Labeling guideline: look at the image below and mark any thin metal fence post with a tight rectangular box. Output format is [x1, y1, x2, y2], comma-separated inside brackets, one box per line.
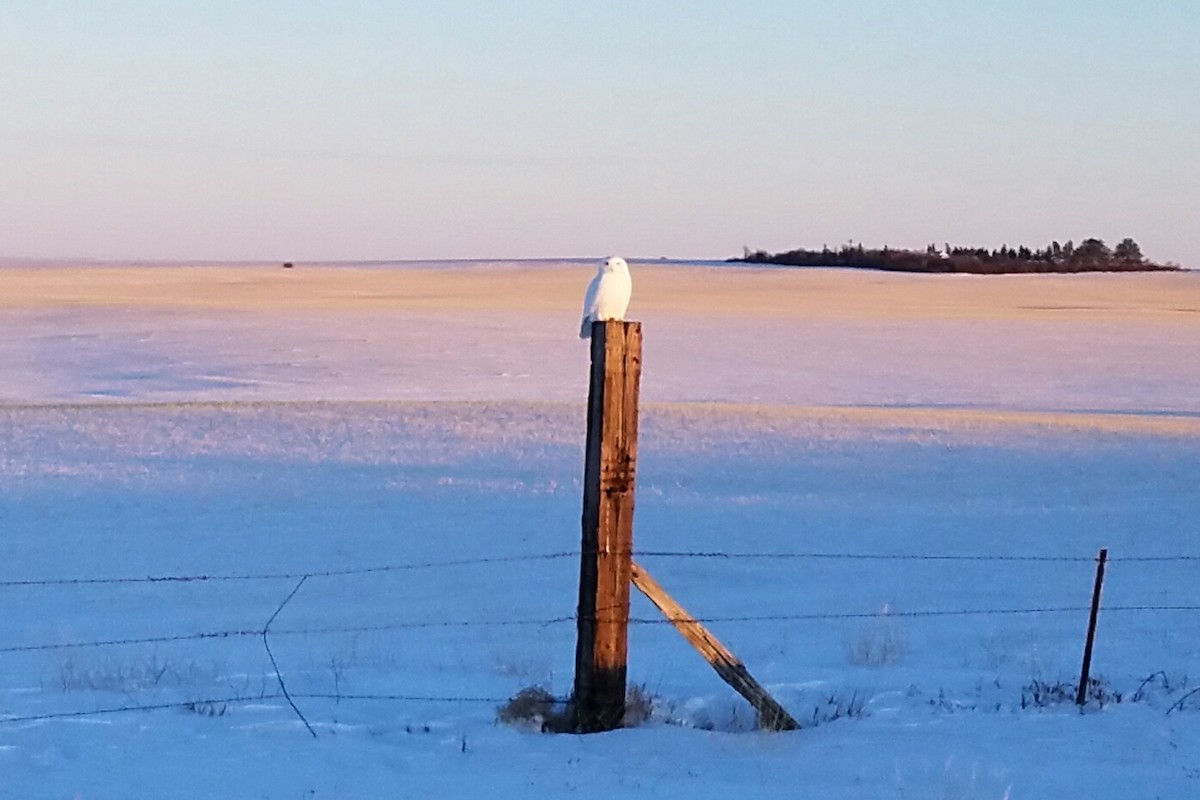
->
[1076, 548, 1108, 706]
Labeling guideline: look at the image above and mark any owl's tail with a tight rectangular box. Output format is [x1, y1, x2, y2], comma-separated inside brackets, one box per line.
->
[579, 318, 592, 339]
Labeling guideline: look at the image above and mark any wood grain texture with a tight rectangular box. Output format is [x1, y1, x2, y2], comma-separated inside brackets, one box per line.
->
[630, 560, 800, 731]
[573, 321, 642, 733]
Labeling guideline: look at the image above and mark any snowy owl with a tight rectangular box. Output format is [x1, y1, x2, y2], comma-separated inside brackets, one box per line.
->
[579, 256, 632, 339]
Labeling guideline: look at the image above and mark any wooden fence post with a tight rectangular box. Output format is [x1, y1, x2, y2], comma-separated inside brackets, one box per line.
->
[1076, 547, 1108, 706]
[572, 320, 642, 733]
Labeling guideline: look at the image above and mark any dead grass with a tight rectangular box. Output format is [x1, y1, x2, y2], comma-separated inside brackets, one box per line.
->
[846, 606, 908, 667]
[497, 686, 566, 731]
[497, 684, 657, 732]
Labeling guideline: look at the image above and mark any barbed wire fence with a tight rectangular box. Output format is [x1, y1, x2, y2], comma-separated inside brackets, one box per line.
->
[2, 548, 1199, 729]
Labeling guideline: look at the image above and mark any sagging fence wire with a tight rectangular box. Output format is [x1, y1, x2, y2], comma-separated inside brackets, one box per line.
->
[638, 550, 1200, 563]
[2, 692, 545, 726]
[0, 616, 582, 654]
[3, 547, 1198, 727]
[8, 598, 1200, 727]
[0, 551, 580, 588]
[1, 694, 287, 725]
[0, 691, 524, 726]
[3, 547, 1199, 659]
[4, 548, 1197, 590]
[7, 605, 1200, 656]
[13, 673, 1200, 727]
[630, 604, 1200, 623]
[1, 568, 558, 730]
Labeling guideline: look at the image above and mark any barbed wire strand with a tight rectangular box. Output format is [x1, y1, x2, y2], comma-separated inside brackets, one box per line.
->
[0, 552, 579, 589]
[0, 694, 284, 725]
[272, 615, 577, 638]
[0, 690, 544, 726]
[5, 605, 1197, 657]
[637, 551, 1200, 563]
[0, 629, 263, 654]
[3, 599, 1198, 725]
[294, 692, 519, 705]
[5, 550, 1197, 590]
[0, 616, 579, 655]
[628, 605, 1200, 623]
[6, 676, 1194, 727]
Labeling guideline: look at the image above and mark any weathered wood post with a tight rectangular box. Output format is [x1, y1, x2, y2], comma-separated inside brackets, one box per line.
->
[572, 320, 642, 733]
[630, 561, 800, 731]
[1076, 547, 1108, 706]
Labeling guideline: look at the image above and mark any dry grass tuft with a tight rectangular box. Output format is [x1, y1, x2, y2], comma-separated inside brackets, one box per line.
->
[846, 605, 908, 667]
[497, 686, 566, 731]
[622, 683, 655, 727]
[498, 684, 658, 732]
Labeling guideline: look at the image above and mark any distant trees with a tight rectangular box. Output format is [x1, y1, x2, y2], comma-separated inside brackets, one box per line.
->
[1072, 238, 1112, 270]
[1113, 237, 1144, 266]
[731, 237, 1176, 274]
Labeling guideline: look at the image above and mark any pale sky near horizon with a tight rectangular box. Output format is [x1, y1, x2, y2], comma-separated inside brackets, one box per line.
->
[2, 2, 1197, 265]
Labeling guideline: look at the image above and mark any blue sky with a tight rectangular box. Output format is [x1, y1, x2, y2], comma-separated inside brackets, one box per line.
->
[2, 1, 1197, 264]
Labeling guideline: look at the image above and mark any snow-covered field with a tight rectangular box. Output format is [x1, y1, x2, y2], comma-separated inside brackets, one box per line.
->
[1, 261, 1198, 798]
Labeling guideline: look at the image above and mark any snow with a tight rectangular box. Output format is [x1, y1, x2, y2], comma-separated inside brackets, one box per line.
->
[4, 306, 1200, 412]
[1, 261, 1198, 798]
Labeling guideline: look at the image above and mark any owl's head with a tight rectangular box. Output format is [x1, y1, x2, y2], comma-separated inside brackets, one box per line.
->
[601, 256, 629, 274]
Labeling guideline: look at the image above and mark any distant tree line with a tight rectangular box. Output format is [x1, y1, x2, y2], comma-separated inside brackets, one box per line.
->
[732, 238, 1179, 274]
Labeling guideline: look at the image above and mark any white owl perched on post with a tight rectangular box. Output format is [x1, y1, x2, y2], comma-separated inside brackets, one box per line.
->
[579, 256, 632, 339]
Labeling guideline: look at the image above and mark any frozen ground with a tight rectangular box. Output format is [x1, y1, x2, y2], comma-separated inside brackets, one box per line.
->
[0, 262, 1198, 798]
